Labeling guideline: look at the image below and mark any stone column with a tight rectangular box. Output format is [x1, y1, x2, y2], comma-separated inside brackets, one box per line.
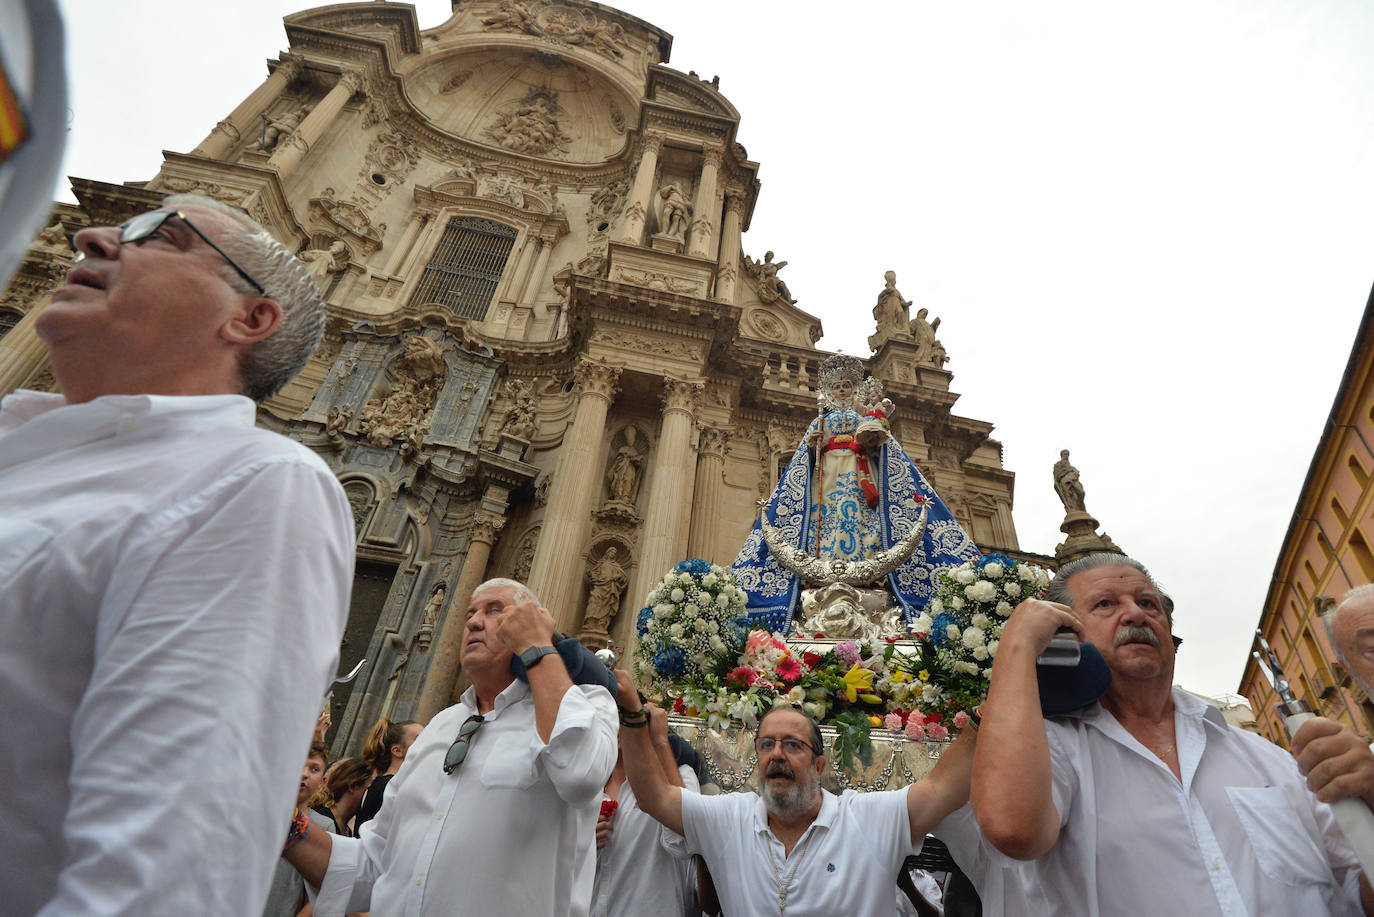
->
[268, 69, 364, 179]
[497, 233, 537, 303]
[626, 378, 703, 617]
[193, 56, 303, 160]
[413, 513, 505, 723]
[383, 209, 426, 275]
[614, 132, 665, 245]
[687, 144, 723, 259]
[0, 293, 55, 397]
[397, 212, 435, 280]
[686, 426, 727, 560]
[527, 358, 622, 629]
[519, 234, 556, 305]
[715, 188, 746, 303]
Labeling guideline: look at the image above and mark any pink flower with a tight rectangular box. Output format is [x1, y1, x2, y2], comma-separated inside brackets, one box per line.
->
[727, 666, 757, 687]
[884, 713, 903, 731]
[776, 657, 802, 683]
[953, 710, 970, 729]
[836, 641, 861, 667]
[772, 638, 787, 651]
[926, 722, 949, 742]
[905, 717, 927, 740]
[745, 630, 775, 656]
[751, 673, 775, 689]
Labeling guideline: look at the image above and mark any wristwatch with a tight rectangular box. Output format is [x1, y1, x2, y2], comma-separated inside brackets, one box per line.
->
[519, 645, 558, 669]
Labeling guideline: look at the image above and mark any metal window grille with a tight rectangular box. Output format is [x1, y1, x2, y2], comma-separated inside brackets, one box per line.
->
[0, 309, 20, 339]
[407, 217, 518, 320]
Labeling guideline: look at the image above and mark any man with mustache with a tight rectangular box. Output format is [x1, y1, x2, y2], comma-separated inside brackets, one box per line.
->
[970, 553, 1373, 916]
[613, 668, 976, 916]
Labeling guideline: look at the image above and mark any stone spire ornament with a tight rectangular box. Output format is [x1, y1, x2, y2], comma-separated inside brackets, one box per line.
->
[1052, 449, 1121, 564]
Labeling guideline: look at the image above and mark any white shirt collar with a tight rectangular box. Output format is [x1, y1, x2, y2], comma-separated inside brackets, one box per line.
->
[458, 677, 531, 717]
[752, 786, 839, 837]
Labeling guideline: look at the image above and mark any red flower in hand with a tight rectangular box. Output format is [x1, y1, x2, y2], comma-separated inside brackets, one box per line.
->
[600, 799, 618, 820]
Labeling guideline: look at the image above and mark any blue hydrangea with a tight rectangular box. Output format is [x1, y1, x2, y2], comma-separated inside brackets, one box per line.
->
[979, 553, 1014, 570]
[675, 558, 712, 575]
[653, 645, 688, 677]
[636, 606, 653, 637]
[931, 612, 959, 647]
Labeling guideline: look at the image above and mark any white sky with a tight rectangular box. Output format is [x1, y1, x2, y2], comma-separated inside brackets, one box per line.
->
[52, 0, 1374, 699]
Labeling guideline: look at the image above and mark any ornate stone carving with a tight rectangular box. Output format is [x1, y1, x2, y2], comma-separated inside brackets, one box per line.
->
[360, 129, 422, 189]
[343, 481, 374, 535]
[440, 70, 473, 94]
[574, 246, 608, 277]
[325, 403, 354, 435]
[608, 100, 626, 133]
[910, 306, 945, 365]
[660, 377, 703, 414]
[299, 240, 350, 287]
[746, 309, 786, 342]
[358, 335, 450, 452]
[606, 427, 643, 505]
[472, 167, 558, 214]
[656, 183, 692, 239]
[510, 526, 540, 582]
[698, 425, 727, 459]
[1053, 449, 1088, 515]
[308, 188, 385, 256]
[482, 88, 572, 158]
[743, 250, 795, 305]
[589, 327, 702, 361]
[498, 378, 537, 440]
[588, 179, 627, 232]
[608, 268, 702, 295]
[868, 270, 914, 351]
[338, 69, 366, 96]
[724, 187, 747, 216]
[573, 356, 622, 400]
[481, 1, 629, 60]
[416, 583, 445, 652]
[534, 473, 552, 506]
[245, 108, 301, 152]
[581, 546, 628, 643]
[470, 512, 507, 546]
[640, 132, 666, 158]
[156, 176, 248, 205]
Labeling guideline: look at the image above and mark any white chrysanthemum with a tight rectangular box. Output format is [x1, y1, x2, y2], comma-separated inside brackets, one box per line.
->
[973, 646, 989, 661]
[679, 573, 692, 585]
[702, 572, 717, 587]
[716, 593, 731, 607]
[950, 595, 965, 610]
[971, 613, 990, 629]
[669, 623, 685, 638]
[962, 626, 985, 649]
[967, 580, 997, 602]
[983, 563, 1003, 579]
[670, 588, 685, 602]
[1004, 582, 1021, 598]
[996, 601, 1012, 616]
[928, 598, 944, 615]
[954, 568, 976, 585]
[988, 639, 1000, 656]
[1018, 564, 1037, 582]
[707, 619, 720, 633]
[912, 613, 933, 635]
[946, 624, 961, 641]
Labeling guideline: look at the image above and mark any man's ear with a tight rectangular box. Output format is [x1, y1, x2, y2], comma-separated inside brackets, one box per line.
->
[222, 297, 283, 345]
[815, 755, 827, 777]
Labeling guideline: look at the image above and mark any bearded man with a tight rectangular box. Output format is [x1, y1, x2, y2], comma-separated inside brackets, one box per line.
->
[614, 669, 975, 917]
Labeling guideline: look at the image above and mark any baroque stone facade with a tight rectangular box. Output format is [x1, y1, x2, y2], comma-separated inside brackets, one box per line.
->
[0, 0, 1029, 750]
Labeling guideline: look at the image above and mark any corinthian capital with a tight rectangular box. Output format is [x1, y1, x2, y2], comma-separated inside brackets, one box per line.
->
[574, 357, 623, 400]
[700, 143, 725, 170]
[274, 54, 305, 83]
[697, 424, 727, 458]
[640, 132, 667, 158]
[661, 377, 704, 414]
[724, 187, 747, 216]
[338, 68, 366, 95]
[469, 513, 507, 545]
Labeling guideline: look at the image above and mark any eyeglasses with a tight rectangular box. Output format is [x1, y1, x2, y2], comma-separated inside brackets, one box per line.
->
[755, 737, 818, 757]
[443, 714, 485, 775]
[103, 209, 267, 295]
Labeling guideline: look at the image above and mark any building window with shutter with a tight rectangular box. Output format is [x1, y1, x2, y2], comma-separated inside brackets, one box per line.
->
[407, 217, 518, 320]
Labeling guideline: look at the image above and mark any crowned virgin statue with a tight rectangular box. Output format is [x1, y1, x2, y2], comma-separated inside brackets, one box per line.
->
[731, 354, 978, 633]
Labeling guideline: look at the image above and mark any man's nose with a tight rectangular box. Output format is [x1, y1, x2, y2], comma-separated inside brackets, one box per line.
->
[72, 225, 122, 262]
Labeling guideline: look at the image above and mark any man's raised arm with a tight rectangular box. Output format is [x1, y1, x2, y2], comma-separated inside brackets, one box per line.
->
[971, 599, 1082, 860]
[612, 668, 685, 836]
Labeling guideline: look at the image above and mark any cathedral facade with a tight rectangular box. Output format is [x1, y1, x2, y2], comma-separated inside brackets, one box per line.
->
[0, 1, 1028, 754]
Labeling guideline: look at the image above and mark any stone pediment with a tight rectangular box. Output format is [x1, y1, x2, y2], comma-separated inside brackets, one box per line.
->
[647, 68, 739, 120]
[734, 260, 822, 348]
[307, 188, 385, 257]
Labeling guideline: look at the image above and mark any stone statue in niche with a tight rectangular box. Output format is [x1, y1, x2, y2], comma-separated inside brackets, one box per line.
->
[358, 335, 449, 451]
[656, 184, 692, 239]
[744, 251, 795, 305]
[867, 270, 913, 351]
[483, 90, 571, 158]
[606, 428, 642, 505]
[299, 240, 349, 288]
[416, 583, 446, 652]
[499, 379, 537, 441]
[582, 547, 628, 639]
[1053, 449, 1088, 515]
[325, 403, 353, 435]
[247, 109, 301, 153]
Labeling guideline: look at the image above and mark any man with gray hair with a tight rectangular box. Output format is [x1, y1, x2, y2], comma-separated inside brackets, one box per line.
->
[0, 194, 355, 914]
[283, 577, 618, 917]
[969, 552, 1374, 915]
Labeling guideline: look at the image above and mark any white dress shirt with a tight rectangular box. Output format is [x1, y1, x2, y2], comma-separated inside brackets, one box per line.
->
[0, 391, 355, 916]
[681, 786, 917, 917]
[315, 679, 618, 917]
[591, 765, 700, 917]
[946, 688, 1363, 917]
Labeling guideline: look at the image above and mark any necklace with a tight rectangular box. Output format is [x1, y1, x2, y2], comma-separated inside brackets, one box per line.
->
[1156, 742, 1176, 759]
[766, 830, 814, 915]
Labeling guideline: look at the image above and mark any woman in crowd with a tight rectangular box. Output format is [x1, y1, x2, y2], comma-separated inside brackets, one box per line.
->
[354, 717, 421, 833]
[310, 757, 372, 838]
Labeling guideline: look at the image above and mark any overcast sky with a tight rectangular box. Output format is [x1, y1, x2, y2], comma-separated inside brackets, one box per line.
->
[53, 0, 1374, 699]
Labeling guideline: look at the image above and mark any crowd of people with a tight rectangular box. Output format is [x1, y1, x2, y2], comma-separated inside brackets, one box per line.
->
[6, 180, 1374, 915]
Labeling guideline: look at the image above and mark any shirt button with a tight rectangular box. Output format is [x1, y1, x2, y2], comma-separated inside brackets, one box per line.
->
[434, 811, 444, 820]
[1211, 859, 1221, 871]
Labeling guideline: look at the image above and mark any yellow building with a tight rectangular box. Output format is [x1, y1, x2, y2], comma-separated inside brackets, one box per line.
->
[1241, 285, 1374, 744]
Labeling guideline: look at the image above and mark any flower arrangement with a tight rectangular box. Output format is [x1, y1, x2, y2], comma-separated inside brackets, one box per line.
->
[633, 559, 750, 696]
[901, 553, 1051, 724]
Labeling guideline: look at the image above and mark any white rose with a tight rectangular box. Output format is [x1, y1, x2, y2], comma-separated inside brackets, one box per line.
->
[716, 593, 730, 607]
[954, 568, 975, 585]
[961, 661, 981, 675]
[962, 626, 985, 649]
[973, 646, 989, 661]
[983, 562, 1003, 579]
[1004, 582, 1021, 598]
[786, 686, 805, 704]
[707, 620, 720, 633]
[971, 613, 989, 629]
[670, 588, 685, 602]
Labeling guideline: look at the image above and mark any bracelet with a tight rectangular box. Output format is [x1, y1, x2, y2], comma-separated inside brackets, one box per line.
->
[282, 806, 310, 855]
[620, 716, 648, 728]
[968, 706, 982, 730]
[619, 707, 649, 727]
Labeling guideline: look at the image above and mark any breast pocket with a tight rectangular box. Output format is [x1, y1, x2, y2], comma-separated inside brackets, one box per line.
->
[1227, 785, 1334, 887]
[479, 734, 542, 790]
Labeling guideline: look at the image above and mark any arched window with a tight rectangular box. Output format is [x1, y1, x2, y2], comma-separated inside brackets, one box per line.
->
[407, 217, 518, 320]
